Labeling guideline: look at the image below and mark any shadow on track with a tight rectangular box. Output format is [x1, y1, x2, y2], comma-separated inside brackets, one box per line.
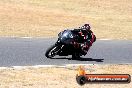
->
[51, 57, 104, 62]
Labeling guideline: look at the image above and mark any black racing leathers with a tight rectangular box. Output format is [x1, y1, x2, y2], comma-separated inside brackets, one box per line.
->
[71, 28, 94, 55]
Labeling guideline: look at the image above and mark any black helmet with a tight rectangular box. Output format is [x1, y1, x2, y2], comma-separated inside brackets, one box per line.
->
[81, 24, 91, 30]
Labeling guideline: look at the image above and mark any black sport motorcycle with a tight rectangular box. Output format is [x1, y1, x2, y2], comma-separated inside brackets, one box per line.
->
[45, 30, 96, 59]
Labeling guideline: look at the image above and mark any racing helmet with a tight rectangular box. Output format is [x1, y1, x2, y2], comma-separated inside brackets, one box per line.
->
[82, 24, 91, 30]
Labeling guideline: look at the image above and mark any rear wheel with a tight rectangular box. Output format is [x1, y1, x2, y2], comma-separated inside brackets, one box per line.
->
[45, 45, 60, 58]
[72, 52, 80, 59]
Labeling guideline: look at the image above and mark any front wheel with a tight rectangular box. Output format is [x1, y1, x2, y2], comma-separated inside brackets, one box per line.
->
[93, 35, 96, 42]
[45, 44, 60, 58]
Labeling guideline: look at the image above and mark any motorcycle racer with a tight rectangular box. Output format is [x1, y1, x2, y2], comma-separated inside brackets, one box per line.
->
[45, 24, 96, 59]
[71, 24, 96, 55]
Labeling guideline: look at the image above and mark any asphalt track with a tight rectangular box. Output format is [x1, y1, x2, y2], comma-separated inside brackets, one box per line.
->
[0, 38, 132, 67]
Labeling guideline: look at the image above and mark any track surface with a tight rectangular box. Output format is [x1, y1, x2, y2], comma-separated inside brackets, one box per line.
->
[0, 38, 132, 67]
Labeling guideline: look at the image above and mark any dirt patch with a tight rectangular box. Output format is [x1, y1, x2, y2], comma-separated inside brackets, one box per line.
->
[0, 0, 132, 39]
[0, 64, 132, 88]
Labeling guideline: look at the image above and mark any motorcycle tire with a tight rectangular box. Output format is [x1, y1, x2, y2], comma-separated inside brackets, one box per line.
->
[45, 44, 60, 58]
[93, 35, 96, 42]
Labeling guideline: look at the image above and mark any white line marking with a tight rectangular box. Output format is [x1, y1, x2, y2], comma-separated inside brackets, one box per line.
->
[21, 37, 33, 39]
[20, 37, 112, 40]
[32, 65, 57, 68]
[0, 67, 8, 69]
[99, 39, 112, 40]
[12, 66, 30, 70]
[0, 64, 97, 69]
[0, 36, 113, 40]
[0, 64, 131, 70]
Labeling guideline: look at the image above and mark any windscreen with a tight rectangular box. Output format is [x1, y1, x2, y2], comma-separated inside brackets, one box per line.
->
[59, 30, 74, 44]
